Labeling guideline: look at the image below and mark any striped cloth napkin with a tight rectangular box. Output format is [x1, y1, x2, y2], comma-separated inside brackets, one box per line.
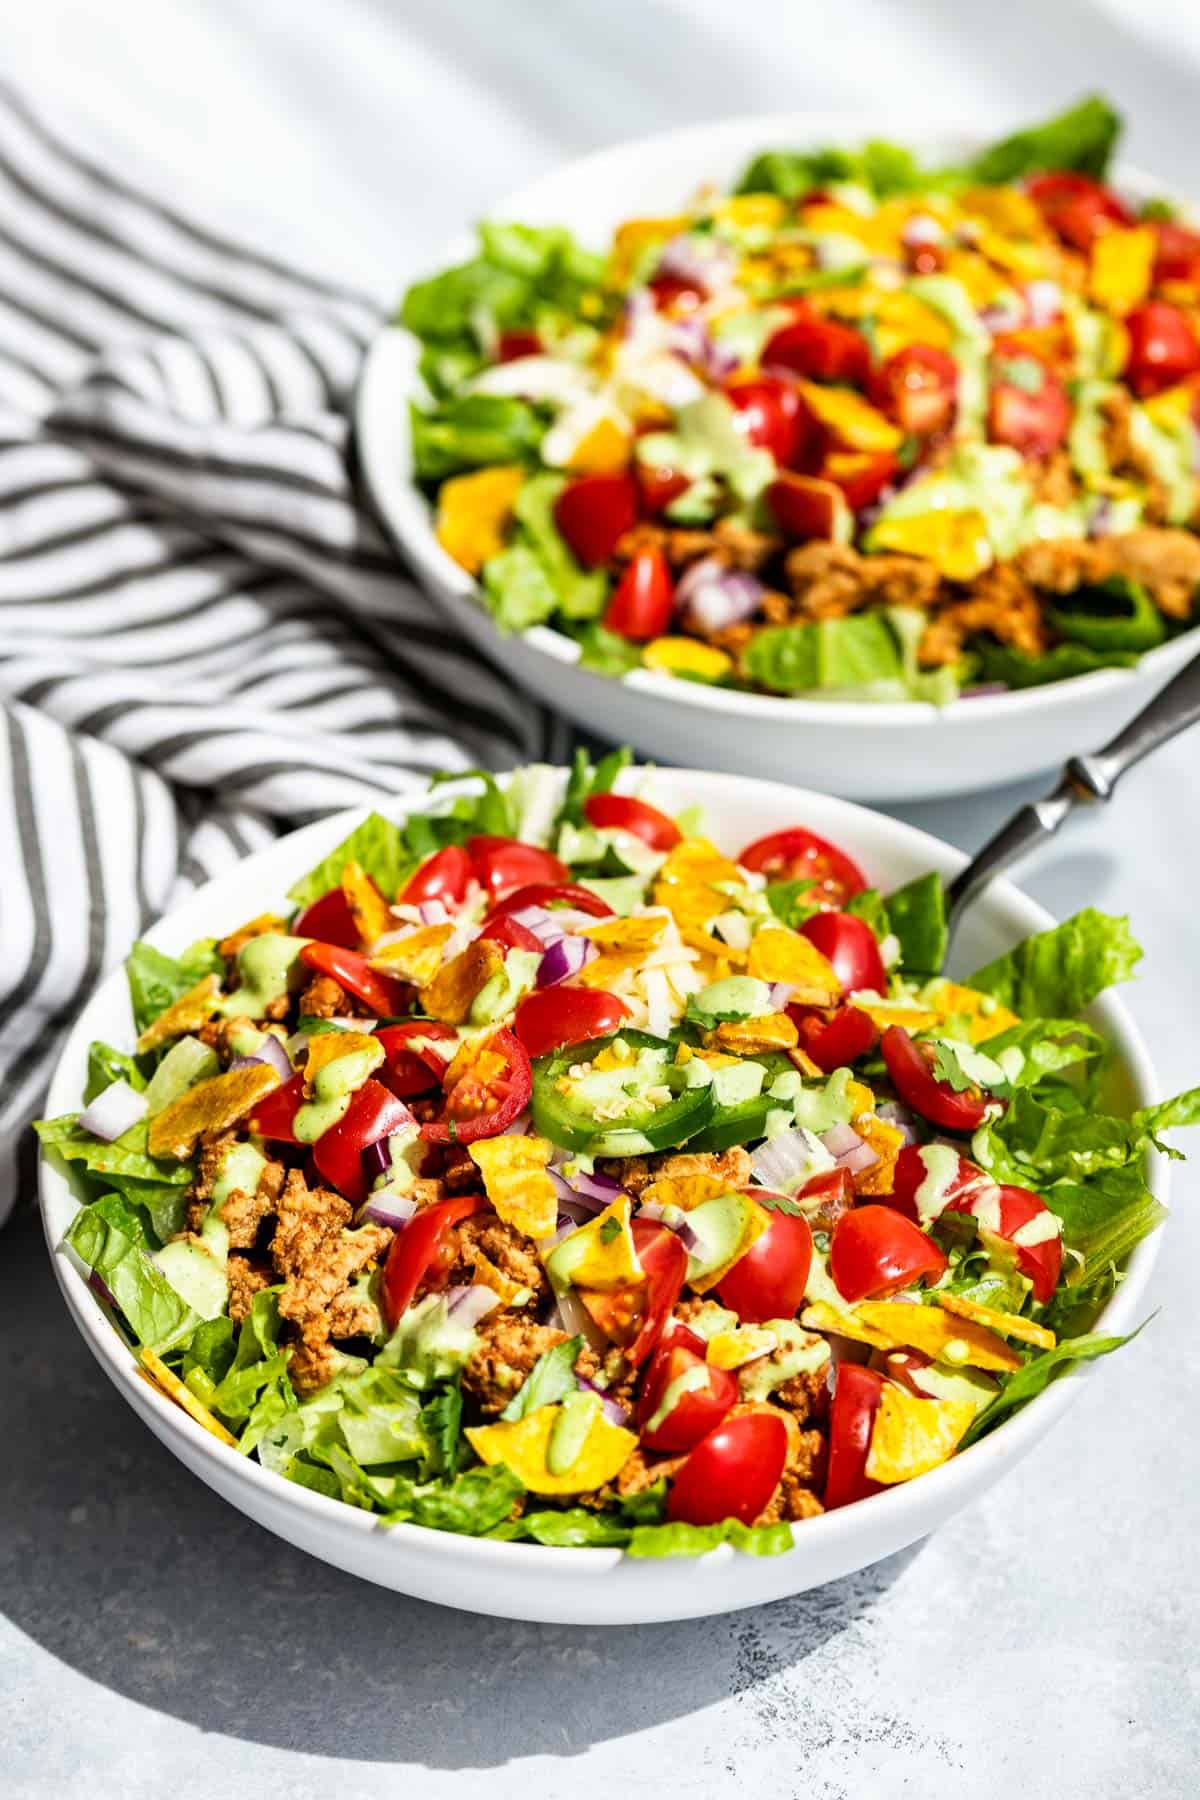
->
[0, 83, 571, 1223]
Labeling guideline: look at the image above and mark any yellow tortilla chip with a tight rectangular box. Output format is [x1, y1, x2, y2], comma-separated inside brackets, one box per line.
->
[469, 1247, 532, 1307]
[865, 1385, 976, 1483]
[747, 927, 840, 1004]
[641, 1172, 730, 1212]
[686, 1192, 770, 1293]
[713, 194, 786, 232]
[850, 1112, 906, 1197]
[135, 974, 221, 1053]
[420, 938, 504, 1024]
[796, 381, 903, 453]
[855, 998, 941, 1035]
[373, 922, 454, 987]
[608, 215, 689, 286]
[552, 1195, 642, 1290]
[856, 1301, 1021, 1373]
[958, 184, 1044, 238]
[466, 1403, 637, 1496]
[870, 509, 993, 581]
[434, 464, 524, 575]
[138, 1348, 238, 1446]
[579, 915, 668, 952]
[303, 1029, 382, 1094]
[938, 1291, 1056, 1349]
[468, 1134, 558, 1241]
[341, 859, 394, 946]
[788, 1045, 824, 1078]
[218, 914, 289, 960]
[923, 980, 1020, 1043]
[801, 1299, 891, 1350]
[1090, 224, 1156, 317]
[568, 417, 631, 475]
[707, 1012, 798, 1055]
[148, 1064, 281, 1160]
[706, 1326, 778, 1370]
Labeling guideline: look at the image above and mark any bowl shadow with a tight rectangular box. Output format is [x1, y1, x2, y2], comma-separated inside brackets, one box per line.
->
[3, 1206, 918, 1768]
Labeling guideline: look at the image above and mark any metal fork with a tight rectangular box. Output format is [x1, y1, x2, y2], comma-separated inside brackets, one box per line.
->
[945, 651, 1200, 938]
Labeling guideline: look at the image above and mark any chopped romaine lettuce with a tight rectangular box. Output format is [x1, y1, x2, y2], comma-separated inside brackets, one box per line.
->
[969, 909, 1142, 1016]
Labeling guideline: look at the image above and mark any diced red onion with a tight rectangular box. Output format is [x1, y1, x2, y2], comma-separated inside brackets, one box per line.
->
[87, 1269, 117, 1308]
[1025, 279, 1061, 326]
[550, 1174, 611, 1222]
[1088, 495, 1115, 538]
[228, 1034, 292, 1081]
[623, 287, 657, 336]
[751, 1127, 830, 1193]
[840, 1140, 881, 1176]
[362, 1192, 418, 1229]
[667, 315, 739, 380]
[416, 900, 450, 926]
[902, 213, 942, 248]
[656, 233, 737, 295]
[559, 1165, 623, 1203]
[79, 1079, 148, 1142]
[876, 1101, 921, 1146]
[361, 1121, 417, 1185]
[676, 559, 764, 634]
[444, 1284, 500, 1328]
[636, 1199, 700, 1254]
[766, 981, 794, 1010]
[978, 299, 1024, 334]
[500, 1111, 531, 1137]
[820, 1122, 863, 1159]
[537, 934, 597, 988]
[508, 904, 569, 948]
[578, 1374, 630, 1428]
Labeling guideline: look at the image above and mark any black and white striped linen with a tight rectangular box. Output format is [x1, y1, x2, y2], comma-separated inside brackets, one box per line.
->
[0, 83, 572, 1223]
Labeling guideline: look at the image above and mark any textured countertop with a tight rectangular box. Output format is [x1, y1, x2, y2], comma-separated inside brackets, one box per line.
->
[3, 6, 1200, 1794]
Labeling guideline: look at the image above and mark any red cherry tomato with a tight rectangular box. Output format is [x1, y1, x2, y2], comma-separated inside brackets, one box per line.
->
[382, 1195, 485, 1325]
[313, 1078, 414, 1207]
[763, 308, 871, 386]
[298, 942, 409, 1019]
[374, 1020, 458, 1099]
[738, 825, 867, 910]
[466, 836, 568, 901]
[294, 887, 359, 950]
[577, 1217, 687, 1366]
[1124, 300, 1200, 398]
[824, 1363, 886, 1509]
[552, 472, 639, 569]
[637, 1335, 738, 1452]
[636, 462, 691, 516]
[869, 344, 958, 437]
[795, 1165, 857, 1231]
[647, 273, 704, 312]
[604, 546, 674, 641]
[400, 843, 473, 909]
[829, 1203, 948, 1302]
[790, 1003, 878, 1074]
[1153, 222, 1200, 287]
[940, 1177, 1062, 1305]
[884, 1142, 993, 1225]
[496, 329, 542, 362]
[765, 471, 849, 541]
[249, 1071, 306, 1143]
[875, 1347, 936, 1397]
[476, 912, 544, 954]
[820, 449, 898, 511]
[483, 880, 613, 924]
[726, 374, 810, 466]
[717, 1207, 813, 1324]
[419, 1026, 532, 1144]
[666, 1410, 789, 1528]
[988, 366, 1071, 456]
[1027, 172, 1132, 251]
[799, 910, 886, 995]
[881, 1025, 998, 1133]
[512, 986, 630, 1061]
[583, 791, 681, 850]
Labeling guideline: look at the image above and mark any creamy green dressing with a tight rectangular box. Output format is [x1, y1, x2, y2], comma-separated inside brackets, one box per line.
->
[739, 1320, 830, 1403]
[216, 934, 309, 1020]
[912, 1142, 964, 1227]
[212, 1140, 267, 1209]
[643, 1364, 712, 1435]
[546, 1390, 601, 1473]
[294, 1047, 378, 1142]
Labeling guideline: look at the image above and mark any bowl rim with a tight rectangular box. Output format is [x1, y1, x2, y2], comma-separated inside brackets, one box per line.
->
[357, 105, 1200, 732]
[37, 764, 1168, 1580]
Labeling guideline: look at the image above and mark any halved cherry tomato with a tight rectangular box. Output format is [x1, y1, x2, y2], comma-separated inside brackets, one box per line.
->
[763, 308, 871, 386]
[250, 1071, 306, 1143]
[829, 1203, 948, 1302]
[666, 1411, 789, 1527]
[795, 1165, 856, 1231]
[513, 986, 630, 1061]
[1027, 172, 1132, 251]
[726, 374, 810, 466]
[647, 273, 704, 312]
[604, 546, 674, 641]
[637, 1333, 738, 1452]
[294, 887, 359, 950]
[584, 1217, 688, 1366]
[420, 1026, 532, 1144]
[1124, 300, 1200, 398]
[789, 1002, 878, 1073]
[382, 1194, 485, 1325]
[988, 365, 1071, 456]
[799, 911, 886, 995]
[636, 462, 691, 515]
[881, 1025, 998, 1133]
[466, 836, 568, 901]
[738, 825, 867, 909]
[717, 1205, 813, 1324]
[883, 1142, 992, 1226]
[1153, 222, 1200, 287]
[496, 329, 542, 362]
[972, 1184, 1062, 1305]
[824, 1363, 885, 1509]
[476, 912, 544, 954]
[583, 791, 681, 850]
[298, 942, 409, 1019]
[400, 843, 473, 909]
[313, 1078, 414, 1207]
[820, 449, 898, 511]
[869, 344, 958, 437]
[766, 472, 848, 541]
[483, 880, 613, 924]
[374, 1020, 458, 1099]
[553, 472, 639, 569]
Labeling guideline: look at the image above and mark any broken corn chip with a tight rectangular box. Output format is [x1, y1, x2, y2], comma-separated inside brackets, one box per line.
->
[641, 1171, 730, 1212]
[149, 1064, 281, 1160]
[801, 1299, 891, 1349]
[138, 1347, 238, 1447]
[434, 464, 524, 575]
[467, 1404, 637, 1496]
[937, 1291, 1056, 1349]
[869, 508, 992, 581]
[855, 999, 941, 1035]
[797, 381, 903, 453]
[469, 1246, 532, 1307]
[552, 1196, 642, 1291]
[922, 980, 1020, 1043]
[468, 1134, 559, 1241]
[567, 417, 631, 474]
[856, 1301, 1021, 1373]
[341, 859, 393, 946]
[707, 1012, 799, 1055]
[713, 194, 786, 232]
[420, 938, 504, 1024]
[608, 215, 689, 285]
[303, 1029, 382, 1094]
[706, 1326, 778, 1370]
[747, 926, 840, 1003]
[642, 636, 732, 684]
[849, 1112, 906, 1197]
[136, 974, 222, 1053]
[865, 1385, 976, 1483]
[218, 914, 289, 960]
[373, 922, 454, 988]
[1090, 225, 1156, 316]
[580, 915, 668, 952]
[958, 185, 1044, 238]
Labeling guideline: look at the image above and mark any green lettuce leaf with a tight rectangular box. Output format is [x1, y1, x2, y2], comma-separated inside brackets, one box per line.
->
[211, 1289, 290, 1425]
[64, 1196, 199, 1352]
[556, 745, 634, 829]
[379, 1464, 525, 1535]
[125, 939, 223, 1034]
[501, 1335, 583, 1421]
[571, 621, 644, 677]
[481, 472, 608, 633]
[35, 1114, 191, 1191]
[966, 95, 1122, 185]
[624, 1518, 794, 1558]
[287, 810, 407, 907]
[976, 639, 1140, 689]
[884, 872, 947, 975]
[744, 613, 903, 694]
[183, 1316, 237, 1386]
[736, 139, 938, 200]
[411, 394, 544, 482]
[401, 222, 605, 345]
[418, 1383, 465, 1478]
[1133, 1086, 1200, 1137]
[968, 908, 1142, 1016]
[85, 1041, 146, 1103]
[960, 1321, 1142, 1448]
[845, 887, 890, 942]
[969, 1016, 1104, 1088]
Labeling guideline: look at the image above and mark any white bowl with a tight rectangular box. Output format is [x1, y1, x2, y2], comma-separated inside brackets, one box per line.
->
[38, 768, 1165, 1623]
[356, 111, 1200, 801]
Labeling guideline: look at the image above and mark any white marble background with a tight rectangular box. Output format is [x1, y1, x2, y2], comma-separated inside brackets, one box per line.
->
[3, 4, 1199, 1796]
